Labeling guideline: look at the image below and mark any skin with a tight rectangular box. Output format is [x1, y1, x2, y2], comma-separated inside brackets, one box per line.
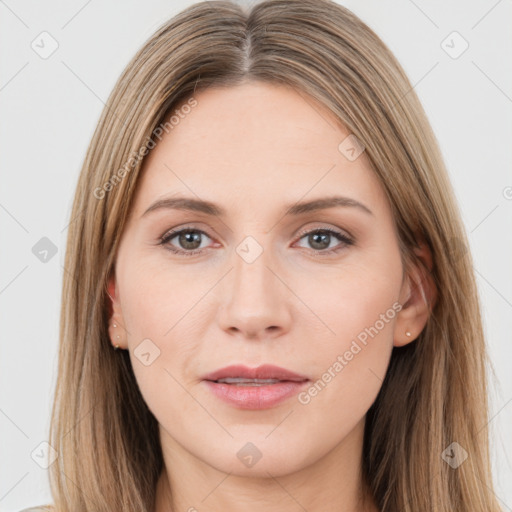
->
[107, 81, 434, 512]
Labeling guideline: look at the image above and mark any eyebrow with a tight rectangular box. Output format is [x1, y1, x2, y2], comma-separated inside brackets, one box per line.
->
[141, 195, 374, 218]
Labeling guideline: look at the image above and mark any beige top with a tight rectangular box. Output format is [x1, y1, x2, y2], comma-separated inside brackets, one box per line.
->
[19, 508, 53, 512]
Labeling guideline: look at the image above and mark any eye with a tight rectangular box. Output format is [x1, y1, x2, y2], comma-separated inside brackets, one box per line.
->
[158, 226, 354, 257]
[159, 227, 213, 257]
[294, 227, 354, 256]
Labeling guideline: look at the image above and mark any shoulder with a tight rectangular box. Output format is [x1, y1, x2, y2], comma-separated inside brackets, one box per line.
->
[19, 507, 53, 512]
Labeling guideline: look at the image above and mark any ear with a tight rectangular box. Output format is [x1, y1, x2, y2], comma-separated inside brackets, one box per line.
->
[106, 272, 127, 350]
[394, 241, 437, 347]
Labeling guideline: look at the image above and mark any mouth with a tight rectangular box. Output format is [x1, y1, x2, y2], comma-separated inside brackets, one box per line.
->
[208, 377, 307, 386]
[202, 363, 309, 383]
[201, 365, 310, 409]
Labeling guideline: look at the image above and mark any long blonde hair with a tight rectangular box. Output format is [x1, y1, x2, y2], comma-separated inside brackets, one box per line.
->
[43, 1, 502, 510]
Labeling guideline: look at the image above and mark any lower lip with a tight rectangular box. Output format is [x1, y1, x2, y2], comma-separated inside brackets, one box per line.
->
[203, 380, 309, 410]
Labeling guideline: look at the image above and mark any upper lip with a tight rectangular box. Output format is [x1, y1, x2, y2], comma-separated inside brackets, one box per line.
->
[202, 364, 309, 382]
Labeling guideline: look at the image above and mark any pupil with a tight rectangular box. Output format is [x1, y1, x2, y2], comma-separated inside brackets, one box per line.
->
[310, 232, 329, 250]
[180, 231, 201, 249]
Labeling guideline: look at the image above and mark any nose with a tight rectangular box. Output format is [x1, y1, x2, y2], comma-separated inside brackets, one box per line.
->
[216, 242, 292, 340]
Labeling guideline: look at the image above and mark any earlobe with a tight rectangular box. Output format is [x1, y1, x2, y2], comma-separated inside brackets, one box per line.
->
[106, 273, 127, 350]
[394, 241, 437, 347]
[109, 320, 123, 350]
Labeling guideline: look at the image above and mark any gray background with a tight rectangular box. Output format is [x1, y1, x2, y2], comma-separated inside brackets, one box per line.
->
[1, 0, 511, 510]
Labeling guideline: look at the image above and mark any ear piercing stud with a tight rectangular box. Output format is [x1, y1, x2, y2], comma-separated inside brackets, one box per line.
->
[112, 322, 120, 350]
[405, 331, 412, 337]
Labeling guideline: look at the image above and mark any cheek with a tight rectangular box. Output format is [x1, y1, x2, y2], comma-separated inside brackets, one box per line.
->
[303, 275, 397, 372]
[296, 252, 402, 411]
[117, 258, 206, 402]
[119, 254, 200, 338]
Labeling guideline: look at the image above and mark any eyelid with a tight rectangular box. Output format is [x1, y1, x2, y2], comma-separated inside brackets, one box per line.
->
[294, 223, 354, 242]
[159, 221, 353, 241]
[159, 224, 214, 243]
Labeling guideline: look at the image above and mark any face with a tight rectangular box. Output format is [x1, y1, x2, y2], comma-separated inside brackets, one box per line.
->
[108, 81, 413, 478]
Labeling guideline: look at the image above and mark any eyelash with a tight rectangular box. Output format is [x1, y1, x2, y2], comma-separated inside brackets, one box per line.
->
[158, 226, 354, 258]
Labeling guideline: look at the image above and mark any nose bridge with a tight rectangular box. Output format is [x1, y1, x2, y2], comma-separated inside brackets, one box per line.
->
[232, 234, 278, 306]
[233, 234, 272, 295]
[216, 233, 291, 337]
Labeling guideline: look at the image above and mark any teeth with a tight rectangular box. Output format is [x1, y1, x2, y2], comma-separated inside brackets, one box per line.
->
[215, 378, 281, 385]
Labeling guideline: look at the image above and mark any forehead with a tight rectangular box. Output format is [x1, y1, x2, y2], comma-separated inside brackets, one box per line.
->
[131, 82, 388, 218]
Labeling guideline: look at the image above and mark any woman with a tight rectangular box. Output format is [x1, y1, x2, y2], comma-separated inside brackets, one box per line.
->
[23, 0, 503, 510]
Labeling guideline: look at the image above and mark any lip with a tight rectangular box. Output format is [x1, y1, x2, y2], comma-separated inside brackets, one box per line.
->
[202, 364, 309, 382]
[202, 364, 310, 410]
